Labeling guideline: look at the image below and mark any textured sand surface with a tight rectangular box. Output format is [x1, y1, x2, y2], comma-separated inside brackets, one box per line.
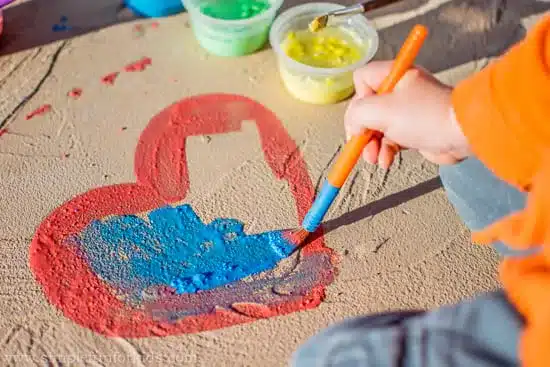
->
[0, 0, 548, 365]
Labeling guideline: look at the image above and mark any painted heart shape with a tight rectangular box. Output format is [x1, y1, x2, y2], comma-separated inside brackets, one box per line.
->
[30, 94, 336, 337]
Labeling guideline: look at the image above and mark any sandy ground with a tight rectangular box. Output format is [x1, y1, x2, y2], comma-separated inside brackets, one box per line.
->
[0, 0, 548, 366]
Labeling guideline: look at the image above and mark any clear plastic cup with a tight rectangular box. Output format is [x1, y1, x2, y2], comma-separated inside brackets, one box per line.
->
[185, 0, 284, 57]
[269, 3, 379, 104]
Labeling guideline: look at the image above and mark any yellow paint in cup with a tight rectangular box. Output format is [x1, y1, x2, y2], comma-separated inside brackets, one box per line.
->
[282, 28, 363, 69]
[269, 3, 379, 104]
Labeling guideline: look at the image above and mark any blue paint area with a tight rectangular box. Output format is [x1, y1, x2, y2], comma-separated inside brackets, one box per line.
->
[75, 204, 295, 298]
[52, 16, 72, 32]
[124, 0, 185, 18]
[52, 24, 71, 32]
[302, 181, 340, 232]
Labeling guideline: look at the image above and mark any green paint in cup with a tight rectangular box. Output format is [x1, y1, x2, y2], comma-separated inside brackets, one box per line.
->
[200, 0, 271, 20]
[184, 0, 284, 57]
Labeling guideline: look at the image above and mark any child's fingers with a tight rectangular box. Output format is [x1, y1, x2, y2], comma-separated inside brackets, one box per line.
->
[378, 138, 400, 169]
[362, 139, 380, 165]
[378, 146, 394, 169]
[385, 140, 401, 155]
[344, 94, 395, 136]
[352, 61, 396, 98]
[350, 91, 362, 103]
[419, 150, 461, 165]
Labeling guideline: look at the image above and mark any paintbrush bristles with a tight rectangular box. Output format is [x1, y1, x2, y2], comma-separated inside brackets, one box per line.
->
[309, 15, 328, 32]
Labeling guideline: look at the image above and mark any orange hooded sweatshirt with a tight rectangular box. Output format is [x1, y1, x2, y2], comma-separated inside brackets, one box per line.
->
[452, 14, 550, 367]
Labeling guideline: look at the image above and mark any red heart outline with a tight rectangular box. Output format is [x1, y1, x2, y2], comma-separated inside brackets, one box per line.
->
[30, 94, 337, 337]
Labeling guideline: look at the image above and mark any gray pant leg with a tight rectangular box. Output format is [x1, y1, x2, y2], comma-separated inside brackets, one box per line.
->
[439, 157, 539, 256]
[291, 291, 522, 367]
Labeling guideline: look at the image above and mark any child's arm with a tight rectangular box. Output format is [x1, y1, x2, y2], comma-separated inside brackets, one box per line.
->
[452, 15, 550, 367]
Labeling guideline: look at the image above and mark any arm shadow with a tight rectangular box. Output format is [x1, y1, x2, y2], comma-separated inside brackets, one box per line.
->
[374, 0, 550, 73]
[2, 0, 548, 67]
[0, 0, 143, 56]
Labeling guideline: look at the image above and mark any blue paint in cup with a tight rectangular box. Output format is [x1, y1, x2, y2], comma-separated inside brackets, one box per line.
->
[125, 0, 185, 18]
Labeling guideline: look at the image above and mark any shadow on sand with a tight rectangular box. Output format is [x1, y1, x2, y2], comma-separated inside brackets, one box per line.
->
[0, 0, 144, 56]
[2, 0, 548, 70]
[373, 0, 550, 72]
[301, 176, 443, 245]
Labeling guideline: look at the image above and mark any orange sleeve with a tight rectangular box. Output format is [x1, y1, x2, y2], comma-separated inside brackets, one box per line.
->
[451, 15, 550, 367]
[452, 15, 550, 191]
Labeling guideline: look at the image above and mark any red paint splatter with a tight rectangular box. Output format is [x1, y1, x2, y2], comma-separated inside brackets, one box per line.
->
[150, 22, 159, 28]
[101, 72, 119, 85]
[124, 57, 152, 72]
[0, 128, 8, 138]
[26, 104, 52, 120]
[68, 88, 82, 99]
[29, 94, 337, 337]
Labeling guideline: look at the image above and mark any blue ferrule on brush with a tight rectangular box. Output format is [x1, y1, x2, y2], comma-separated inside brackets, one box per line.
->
[302, 181, 340, 232]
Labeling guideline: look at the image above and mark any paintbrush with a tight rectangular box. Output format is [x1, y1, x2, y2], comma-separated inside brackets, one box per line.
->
[287, 24, 429, 251]
[309, 0, 403, 32]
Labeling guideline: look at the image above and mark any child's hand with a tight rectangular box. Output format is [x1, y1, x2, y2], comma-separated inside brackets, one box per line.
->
[344, 61, 471, 169]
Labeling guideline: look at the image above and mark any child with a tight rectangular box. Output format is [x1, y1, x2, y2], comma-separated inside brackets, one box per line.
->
[292, 14, 550, 367]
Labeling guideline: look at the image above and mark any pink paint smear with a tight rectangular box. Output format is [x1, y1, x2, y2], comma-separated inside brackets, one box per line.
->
[68, 88, 83, 99]
[26, 104, 51, 120]
[125, 57, 152, 72]
[101, 72, 119, 85]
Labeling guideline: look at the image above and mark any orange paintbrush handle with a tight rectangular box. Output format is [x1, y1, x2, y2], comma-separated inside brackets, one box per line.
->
[327, 24, 428, 188]
[376, 24, 429, 94]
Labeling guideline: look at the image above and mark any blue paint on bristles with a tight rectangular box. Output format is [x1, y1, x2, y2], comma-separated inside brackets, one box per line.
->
[301, 181, 340, 233]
